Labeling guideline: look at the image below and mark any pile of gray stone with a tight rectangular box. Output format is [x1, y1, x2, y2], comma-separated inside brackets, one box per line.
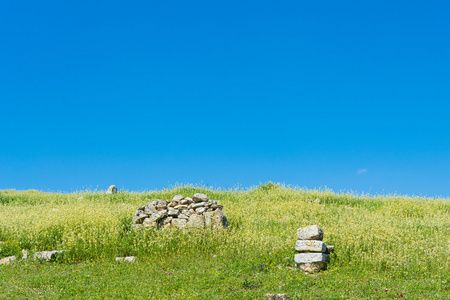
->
[132, 193, 228, 230]
[294, 225, 334, 272]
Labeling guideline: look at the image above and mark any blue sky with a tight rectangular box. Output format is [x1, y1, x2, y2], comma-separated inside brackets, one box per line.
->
[1, 1, 449, 197]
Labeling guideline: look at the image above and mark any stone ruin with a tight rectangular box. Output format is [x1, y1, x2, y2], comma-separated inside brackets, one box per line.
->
[131, 193, 228, 230]
[294, 225, 334, 272]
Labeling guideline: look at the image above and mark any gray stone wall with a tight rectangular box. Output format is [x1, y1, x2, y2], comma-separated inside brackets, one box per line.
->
[131, 193, 228, 230]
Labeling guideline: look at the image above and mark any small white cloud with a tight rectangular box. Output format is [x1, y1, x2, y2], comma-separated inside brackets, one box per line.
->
[357, 169, 367, 175]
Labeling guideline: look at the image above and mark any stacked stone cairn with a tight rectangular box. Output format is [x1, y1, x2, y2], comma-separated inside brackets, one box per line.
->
[294, 225, 334, 272]
[131, 193, 228, 230]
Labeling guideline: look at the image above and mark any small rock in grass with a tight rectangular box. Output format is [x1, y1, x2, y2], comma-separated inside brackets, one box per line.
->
[105, 185, 117, 194]
[116, 256, 136, 263]
[266, 293, 288, 300]
[34, 250, 67, 262]
[22, 250, 28, 259]
[325, 245, 335, 254]
[297, 225, 323, 240]
[0, 256, 16, 265]
[131, 224, 143, 230]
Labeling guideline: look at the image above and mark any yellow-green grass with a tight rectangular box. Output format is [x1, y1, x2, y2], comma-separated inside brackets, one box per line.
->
[0, 184, 449, 299]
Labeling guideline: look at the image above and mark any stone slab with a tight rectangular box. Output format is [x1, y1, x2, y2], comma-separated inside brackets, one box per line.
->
[297, 225, 323, 240]
[294, 253, 329, 264]
[295, 240, 327, 253]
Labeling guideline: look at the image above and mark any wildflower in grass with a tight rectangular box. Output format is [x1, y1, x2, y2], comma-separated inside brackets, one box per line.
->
[375, 289, 378, 291]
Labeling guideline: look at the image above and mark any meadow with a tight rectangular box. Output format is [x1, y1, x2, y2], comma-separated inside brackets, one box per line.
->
[0, 184, 448, 299]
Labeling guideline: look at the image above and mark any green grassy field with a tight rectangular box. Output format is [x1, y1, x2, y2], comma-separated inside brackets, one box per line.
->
[0, 184, 449, 299]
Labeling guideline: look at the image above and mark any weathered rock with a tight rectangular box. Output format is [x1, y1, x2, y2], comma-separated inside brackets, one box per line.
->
[192, 202, 207, 209]
[297, 225, 323, 240]
[204, 211, 213, 228]
[295, 240, 327, 253]
[172, 194, 184, 202]
[174, 204, 188, 210]
[168, 201, 177, 207]
[106, 185, 117, 194]
[213, 210, 228, 228]
[0, 256, 16, 265]
[211, 200, 218, 205]
[180, 199, 189, 205]
[142, 218, 154, 227]
[135, 209, 145, 216]
[132, 214, 147, 224]
[150, 210, 167, 222]
[172, 218, 187, 228]
[193, 193, 209, 203]
[210, 204, 223, 210]
[204, 210, 228, 228]
[156, 200, 168, 209]
[168, 207, 179, 217]
[294, 253, 329, 264]
[297, 262, 327, 273]
[22, 249, 28, 259]
[161, 216, 173, 225]
[185, 197, 193, 203]
[326, 245, 335, 254]
[178, 213, 189, 220]
[195, 207, 206, 214]
[187, 214, 205, 228]
[34, 250, 67, 262]
[144, 203, 155, 214]
[138, 205, 145, 211]
[116, 256, 136, 263]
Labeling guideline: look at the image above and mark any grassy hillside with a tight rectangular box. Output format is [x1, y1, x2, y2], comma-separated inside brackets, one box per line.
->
[0, 185, 449, 299]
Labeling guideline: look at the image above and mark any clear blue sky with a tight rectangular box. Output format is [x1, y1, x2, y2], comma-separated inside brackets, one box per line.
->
[1, 1, 449, 197]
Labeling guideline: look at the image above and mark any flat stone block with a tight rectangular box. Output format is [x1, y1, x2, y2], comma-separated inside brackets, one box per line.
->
[294, 253, 329, 264]
[297, 225, 323, 240]
[295, 240, 327, 253]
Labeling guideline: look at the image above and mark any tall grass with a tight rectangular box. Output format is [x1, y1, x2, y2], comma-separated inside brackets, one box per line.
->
[1, 184, 448, 276]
